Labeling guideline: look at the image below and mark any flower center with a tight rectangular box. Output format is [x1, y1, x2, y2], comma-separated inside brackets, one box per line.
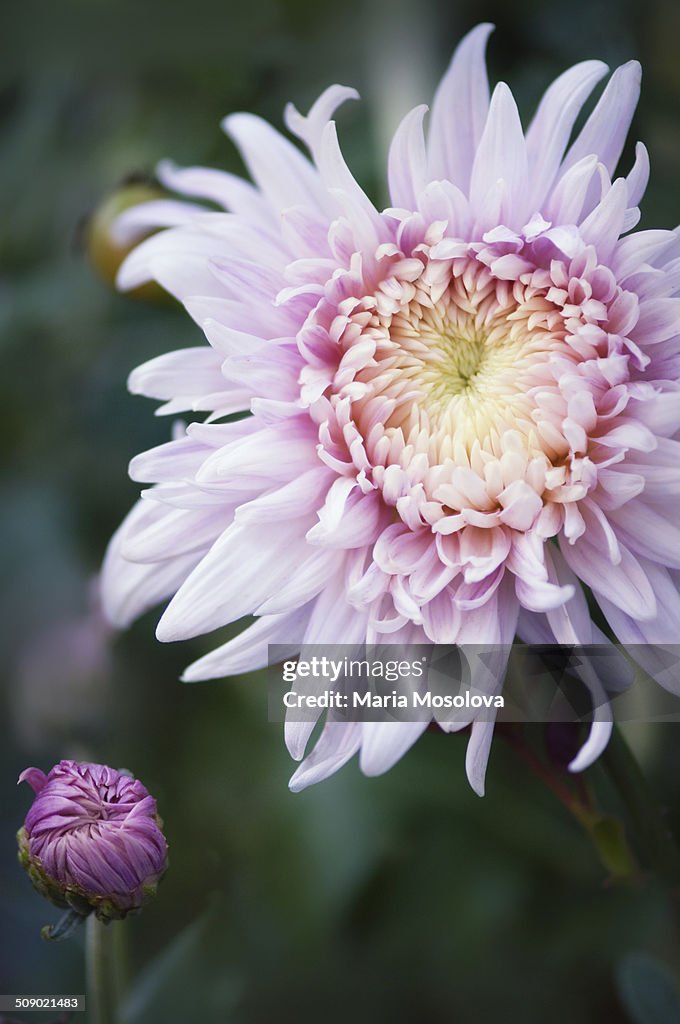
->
[306, 237, 633, 542]
[352, 264, 565, 463]
[424, 331, 488, 395]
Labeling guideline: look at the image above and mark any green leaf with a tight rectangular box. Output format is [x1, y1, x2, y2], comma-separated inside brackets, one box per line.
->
[588, 815, 638, 880]
[121, 904, 241, 1024]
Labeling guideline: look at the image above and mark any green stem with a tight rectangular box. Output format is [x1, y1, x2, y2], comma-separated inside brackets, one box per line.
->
[41, 908, 84, 942]
[86, 916, 123, 1024]
[500, 725, 638, 880]
[601, 726, 680, 891]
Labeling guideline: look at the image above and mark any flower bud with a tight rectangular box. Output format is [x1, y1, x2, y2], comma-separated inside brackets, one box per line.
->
[17, 760, 168, 922]
[84, 177, 171, 303]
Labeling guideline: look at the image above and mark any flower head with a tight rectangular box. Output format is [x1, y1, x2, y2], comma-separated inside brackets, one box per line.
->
[102, 25, 680, 794]
[18, 761, 168, 921]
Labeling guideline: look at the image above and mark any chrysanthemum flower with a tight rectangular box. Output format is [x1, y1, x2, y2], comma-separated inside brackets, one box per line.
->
[18, 761, 168, 921]
[102, 25, 680, 794]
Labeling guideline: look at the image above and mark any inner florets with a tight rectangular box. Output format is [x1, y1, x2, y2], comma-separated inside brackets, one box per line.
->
[303, 231, 640, 547]
[354, 265, 566, 462]
[420, 331, 492, 394]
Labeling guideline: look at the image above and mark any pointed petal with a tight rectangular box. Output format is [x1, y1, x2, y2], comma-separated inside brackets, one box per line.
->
[469, 82, 529, 229]
[465, 720, 495, 796]
[100, 506, 202, 628]
[284, 84, 359, 163]
[561, 61, 642, 177]
[223, 113, 326, 213]
[112, 199, 206, 246]
[597, 557, 680, 644]
[543, 154, 598, 225]
[155, 519, 314, 640]
[625, 141, 650, 208]
[318, 121, 385, 250]
[568, 719, 613, 773]
[427, 23, 494, 189]
[288, 721, 362, 791]
[609, 499, 680, 569]
[181, 606, 311, 681]
[543, 546, 593, 644]
[560, 534, 656, 621]
[156, 159, 273, 225]
[578, 178, 628, 261]
[525, 60, 608, 211]
[127, 346, 226, 403]
[388, 104, 428, 209]
[359, 720, 429, 776]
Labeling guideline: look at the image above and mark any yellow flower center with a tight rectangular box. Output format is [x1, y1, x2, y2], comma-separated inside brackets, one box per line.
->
[354, 268, 568, 463]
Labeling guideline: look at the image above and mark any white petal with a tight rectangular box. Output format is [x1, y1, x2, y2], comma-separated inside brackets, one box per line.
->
[129, 434, 210, 484]
[359, 720, 429, 776]
[612, 229, 676, 281]
[427, 22, 493, 189]
[465, 720, 495, 797]
[318, 121, 386, 251]
[560, 535, 656, 621]
[288, 721, 362, 791]
[185, 295, 290, 339]
[578, 178, 628, 262]
[156, 518, 315, 641]
[515, 576, 574, 613]
[306, 490, 387, 549]
[633, 391, 680, 437]
[561, 61, 642, 177]
[624, 438, 680, 497]
[195, 424, 316, 486]
[181, 605, 312, 681]
[543, 154, 598, 225]
[634, 298, 680, 345]
[235, 468, 333, 524]
[456, 575, 519, 644]
[568, 720, 613, 773]
[100, 504, 201, 628]
[256, 548, 342, 615]
[388, 104, 428, 209]
[544, 546, 593, 644]
[121, 500, 232, 564]
[222, 112, 327, 213]
[128, 346, 226, 402]
[303, 575, 370, 644]
[284, 84, 359, 163]
[625, 141, 650, 208]
[609, 500, 680, 569]
[597, 556, 680, 644]
[469, 82, 529, 230]
[156, 159, 273, 226]
[116, 229, 232, 293]
[525, 60, 608, 212]
[113, 199, 206, 245]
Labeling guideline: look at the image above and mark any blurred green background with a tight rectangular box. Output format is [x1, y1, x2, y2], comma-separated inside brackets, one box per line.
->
[2, 0, 680, 1021]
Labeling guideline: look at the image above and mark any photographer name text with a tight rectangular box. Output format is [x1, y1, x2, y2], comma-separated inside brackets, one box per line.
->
[282, 690, 504, 710]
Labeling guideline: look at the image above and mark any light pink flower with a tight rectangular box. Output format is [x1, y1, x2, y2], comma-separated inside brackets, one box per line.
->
[101, 25, 680, 794]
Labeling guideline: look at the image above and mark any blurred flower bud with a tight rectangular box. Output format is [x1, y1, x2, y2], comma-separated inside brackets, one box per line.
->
[11, 582, 113, 752]
[17, 760, 168, 923]
[84, 177, 170, 303]
[544, 722, 584, 770]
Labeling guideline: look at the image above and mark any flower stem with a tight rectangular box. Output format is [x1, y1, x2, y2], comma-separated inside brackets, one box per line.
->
[86, 917, 123, 1024]
[600, 726, 680, 891]
[499, 725, 639, 880]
